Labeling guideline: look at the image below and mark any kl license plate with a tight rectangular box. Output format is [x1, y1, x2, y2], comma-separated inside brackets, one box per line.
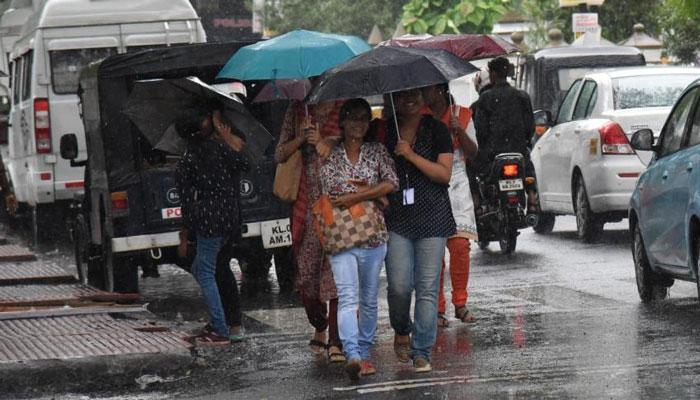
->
[499, 179, 524, 191]
[261, 218, 292, 249]
[161, 207, 182, 219]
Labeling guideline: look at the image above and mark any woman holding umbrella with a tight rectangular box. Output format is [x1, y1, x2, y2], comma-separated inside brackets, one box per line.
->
[377, 88, 456, 372]
[275, 100, 345, 362]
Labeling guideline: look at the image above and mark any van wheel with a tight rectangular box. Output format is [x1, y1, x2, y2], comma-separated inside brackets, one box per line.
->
[532, 213, 555, 234]
[633, 224, 670, 303]
[71, 214, 89, 285]
[575, 176, 603, 243]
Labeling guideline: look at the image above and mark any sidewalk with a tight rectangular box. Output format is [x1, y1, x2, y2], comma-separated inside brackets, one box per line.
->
[0, 240, 194, 397]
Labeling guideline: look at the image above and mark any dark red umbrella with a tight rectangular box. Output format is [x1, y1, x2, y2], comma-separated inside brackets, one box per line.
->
[380, 34, 520, 61]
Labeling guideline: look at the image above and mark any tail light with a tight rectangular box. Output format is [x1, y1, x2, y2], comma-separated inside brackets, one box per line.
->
[34, 98, 51, 154]
[111, 191, 129, 217]
[599, 122, 634, 155]
[502, 164, 519, 178]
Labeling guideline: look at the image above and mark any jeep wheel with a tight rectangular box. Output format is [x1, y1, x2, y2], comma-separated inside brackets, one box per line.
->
[575, 176, 603, 243]
[634, 224, 669, 303]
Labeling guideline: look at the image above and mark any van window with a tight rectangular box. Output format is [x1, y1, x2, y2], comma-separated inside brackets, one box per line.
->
[50, 48, 117, 94]
[21, 51, 33, 101]
[11, 60, 20, 105]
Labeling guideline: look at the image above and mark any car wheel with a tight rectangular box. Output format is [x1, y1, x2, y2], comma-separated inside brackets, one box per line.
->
[694, 238, 700, 304]
[532, 213, 556, 234]
[633, 224, 669, 303]
[575, 176, 603, 243]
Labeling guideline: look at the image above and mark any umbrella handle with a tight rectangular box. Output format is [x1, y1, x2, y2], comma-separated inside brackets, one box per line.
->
[389, 93, 400, 141]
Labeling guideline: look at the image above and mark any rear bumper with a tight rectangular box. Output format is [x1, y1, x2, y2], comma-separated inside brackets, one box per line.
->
[111, 219, 291, 253]
[585, 156, 644, 213]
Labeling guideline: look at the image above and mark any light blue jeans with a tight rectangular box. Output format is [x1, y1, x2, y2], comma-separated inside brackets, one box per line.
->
[192, 236, 229, 338]
[329, 244, 387, 361]
[386, 232, 447, 361]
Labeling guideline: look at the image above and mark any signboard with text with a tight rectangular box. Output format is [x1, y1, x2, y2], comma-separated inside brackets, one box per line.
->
[572, 13, 599, 38]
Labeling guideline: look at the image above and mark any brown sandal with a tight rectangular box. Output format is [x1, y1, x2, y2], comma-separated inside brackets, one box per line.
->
[327, 344, 346, 363]
[455, 306, 475, 323]
[437, 313, 450, 328]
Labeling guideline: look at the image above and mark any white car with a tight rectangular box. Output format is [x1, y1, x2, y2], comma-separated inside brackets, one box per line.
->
[531, 67, 700, 241]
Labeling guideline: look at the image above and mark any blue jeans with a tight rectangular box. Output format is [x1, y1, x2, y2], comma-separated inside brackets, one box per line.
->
[386, 232, 447, 361]
[192, 236, 229, 338]
[330, 244, 387, 361]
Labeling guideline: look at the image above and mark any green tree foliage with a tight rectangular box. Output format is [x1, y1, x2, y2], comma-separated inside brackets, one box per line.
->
[401, 0, 511, 35]
[597, 0, 661, 43]
[260, 0, 403, 39]
[659, 0, 700, 63]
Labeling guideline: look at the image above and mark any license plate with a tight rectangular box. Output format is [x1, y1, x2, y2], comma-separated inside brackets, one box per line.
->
[499, 179, 524, 191]
[261, 218, 292, 249]
[161, 207, 182, 219]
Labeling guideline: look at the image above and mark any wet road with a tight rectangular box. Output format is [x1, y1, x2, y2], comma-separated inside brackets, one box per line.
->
[20, 217, 700, 399]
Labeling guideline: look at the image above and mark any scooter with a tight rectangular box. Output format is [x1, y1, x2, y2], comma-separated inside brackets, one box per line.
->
[475, 153, 538, 255]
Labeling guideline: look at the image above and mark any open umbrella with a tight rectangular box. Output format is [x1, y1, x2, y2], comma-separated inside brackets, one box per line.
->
[306, 46, 477, 104]
[123, 77, 273, 158]
[380, 34, 520, 61]
[217, 30, 371, 81]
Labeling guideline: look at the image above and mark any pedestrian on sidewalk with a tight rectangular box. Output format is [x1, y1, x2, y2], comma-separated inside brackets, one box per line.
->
[177, 103, 250, 346]
[422, 84, 478, 326]
[319, 99, 398, 380]
[275, 100, 345, 362]
[372, 88, 456, 373]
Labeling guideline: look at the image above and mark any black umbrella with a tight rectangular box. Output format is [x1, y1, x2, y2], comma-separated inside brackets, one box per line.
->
[123, 77, 273, 158]
[306, 46, 478, 104]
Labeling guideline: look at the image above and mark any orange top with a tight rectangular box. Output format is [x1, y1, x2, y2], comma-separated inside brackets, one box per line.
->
[423, 104, 472, 150]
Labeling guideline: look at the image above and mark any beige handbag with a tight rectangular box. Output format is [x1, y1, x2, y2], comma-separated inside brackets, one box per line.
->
[273, 149, 302, 202]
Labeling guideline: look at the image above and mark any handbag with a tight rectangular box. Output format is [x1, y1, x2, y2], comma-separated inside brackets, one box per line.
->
[272, 149, 302, 202]
[312, 195, 388, 255]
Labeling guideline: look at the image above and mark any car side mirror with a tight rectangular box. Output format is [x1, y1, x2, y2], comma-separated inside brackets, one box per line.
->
[60, 134, 79, 160]
[630, 129, 655, 152]
[533, 110, 553, 137]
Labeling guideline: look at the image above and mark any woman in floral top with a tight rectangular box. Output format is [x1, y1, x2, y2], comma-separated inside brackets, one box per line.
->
[320, 99, 398, 381]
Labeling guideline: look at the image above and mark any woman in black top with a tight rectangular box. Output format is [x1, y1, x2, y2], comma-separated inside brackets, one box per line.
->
[177, 105, 249, 345]
[379, 88, 456, 372]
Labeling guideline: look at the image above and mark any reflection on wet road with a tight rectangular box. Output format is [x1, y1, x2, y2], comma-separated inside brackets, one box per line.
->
[130, 217, 700, 398]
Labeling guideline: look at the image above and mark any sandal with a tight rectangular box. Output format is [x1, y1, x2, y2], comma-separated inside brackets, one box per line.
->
[455, 306, 475, 323]
[437, 313, 450, 328]
[309, 339, 326, 356]
[195, 331, 230, 347]
[327, 344, 346, 363]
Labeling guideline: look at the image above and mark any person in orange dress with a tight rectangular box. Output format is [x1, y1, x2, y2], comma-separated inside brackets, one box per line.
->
[422, 84, 478, 326]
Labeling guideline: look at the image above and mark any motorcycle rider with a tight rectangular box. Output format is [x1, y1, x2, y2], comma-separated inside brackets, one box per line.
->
[471, 56, 538, 214]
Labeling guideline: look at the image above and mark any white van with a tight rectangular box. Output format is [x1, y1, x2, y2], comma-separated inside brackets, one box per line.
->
[7, 0, 206, 214]
[0, 1, 35, 156]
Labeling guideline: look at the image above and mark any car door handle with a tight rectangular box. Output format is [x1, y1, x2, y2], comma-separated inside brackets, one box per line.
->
[555, 133, 561, 137]
[687, 163, 693, 172]
[574, 129, 581, 135]
[662, 172, 668, 180]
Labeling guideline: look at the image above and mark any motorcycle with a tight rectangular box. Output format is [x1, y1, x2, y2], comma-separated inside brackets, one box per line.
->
[475, 153, 538, 255]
